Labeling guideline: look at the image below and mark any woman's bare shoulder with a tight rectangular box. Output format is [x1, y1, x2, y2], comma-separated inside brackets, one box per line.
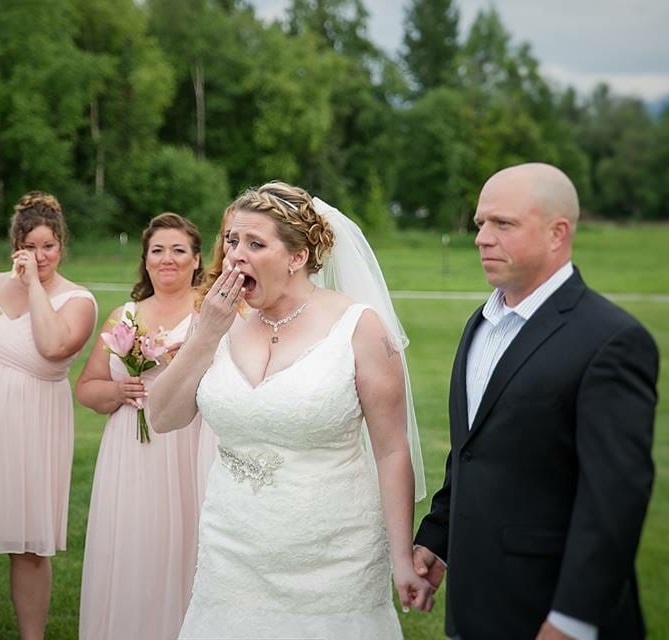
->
[314, 287, 354, 312]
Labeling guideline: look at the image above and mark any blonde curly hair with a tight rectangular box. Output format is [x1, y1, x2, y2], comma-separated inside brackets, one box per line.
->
[196, 182, 334, 310]
[10, 191, 67, 251]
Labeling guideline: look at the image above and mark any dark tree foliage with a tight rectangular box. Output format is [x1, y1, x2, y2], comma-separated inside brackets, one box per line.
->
[402, 0, 460, 93]
[0, 0, 666, 239]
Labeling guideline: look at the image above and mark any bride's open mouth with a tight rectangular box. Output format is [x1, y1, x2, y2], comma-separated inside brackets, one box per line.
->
[242, 275, 257, 292]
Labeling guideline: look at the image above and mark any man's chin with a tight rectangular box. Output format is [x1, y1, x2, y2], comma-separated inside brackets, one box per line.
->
[481, 267, 502, 287]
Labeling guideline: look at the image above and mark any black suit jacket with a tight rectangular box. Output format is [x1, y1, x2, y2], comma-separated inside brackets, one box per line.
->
[415, 270, 658, 639]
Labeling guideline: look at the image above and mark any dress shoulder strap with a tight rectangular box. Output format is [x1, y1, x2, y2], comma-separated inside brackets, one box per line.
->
[52, 288, 97, 306]
[331, 303, 373, 343]
[51, 289, 98, 325]
[121, 301, 137, 324]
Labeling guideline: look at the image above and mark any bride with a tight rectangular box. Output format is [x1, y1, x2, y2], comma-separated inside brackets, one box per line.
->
[149, 181, 429, 639]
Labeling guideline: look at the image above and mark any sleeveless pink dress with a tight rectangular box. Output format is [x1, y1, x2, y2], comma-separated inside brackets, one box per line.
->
[0, 289, 97, 556]
[79, 302, 218, 640]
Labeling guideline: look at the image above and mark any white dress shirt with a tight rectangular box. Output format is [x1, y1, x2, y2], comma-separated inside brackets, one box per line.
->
[465, 262, 597, 640]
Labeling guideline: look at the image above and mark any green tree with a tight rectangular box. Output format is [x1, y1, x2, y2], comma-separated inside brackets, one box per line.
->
[648, 108, 669, 219]
[69, 0, 175, 232]
[148, 0, 232, 160]
[203, 15, 340, 192]
[311, 55, 406, 218]
[396, 87, 475, 230]
[456, 8, 589, 217]
[120, 145, 230, 235]
[0, 0, 93, 225]
[286, 0, 376, 59]
[149, 2, 338, 195]
[285, 0, 406, 223]
[402, 0, 460, 93]
[575, 84, 659, 218]
[363, 169, 394, 237]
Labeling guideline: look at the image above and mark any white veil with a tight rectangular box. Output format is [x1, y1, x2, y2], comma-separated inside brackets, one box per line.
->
[311, 197, 426, 501]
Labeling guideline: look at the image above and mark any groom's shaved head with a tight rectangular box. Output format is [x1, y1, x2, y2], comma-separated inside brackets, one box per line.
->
[486, 163, 580, 228]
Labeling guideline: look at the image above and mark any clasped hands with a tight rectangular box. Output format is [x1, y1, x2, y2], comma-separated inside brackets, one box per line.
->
[406, 548, 574, 640]
[399, 546, 445, 613]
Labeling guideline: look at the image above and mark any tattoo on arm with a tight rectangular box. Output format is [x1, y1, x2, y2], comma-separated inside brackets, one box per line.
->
[382, 336, 395, 358]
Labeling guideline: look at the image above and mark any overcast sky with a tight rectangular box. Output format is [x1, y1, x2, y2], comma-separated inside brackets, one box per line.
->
[251, 0, 669, 102]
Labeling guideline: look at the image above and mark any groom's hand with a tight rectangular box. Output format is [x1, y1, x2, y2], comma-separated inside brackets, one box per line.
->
[536, 621, 575, 639]
[413, 546, 445, 590]
[411, 546, 445, 611]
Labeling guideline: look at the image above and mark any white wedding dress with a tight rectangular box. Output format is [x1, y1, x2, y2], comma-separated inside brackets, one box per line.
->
[179, 304, 403, 639]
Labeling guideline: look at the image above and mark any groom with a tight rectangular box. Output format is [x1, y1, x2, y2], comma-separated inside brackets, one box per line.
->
[412, 163, 658, 639]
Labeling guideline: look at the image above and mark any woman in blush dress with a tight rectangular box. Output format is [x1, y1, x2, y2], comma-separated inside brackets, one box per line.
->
[76, 213, 217, 640]
[0, 191, 97, 639]
[150, 183, 430, 640]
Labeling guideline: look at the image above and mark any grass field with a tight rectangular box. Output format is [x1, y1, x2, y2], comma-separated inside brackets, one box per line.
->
[0, 224, 667, 638]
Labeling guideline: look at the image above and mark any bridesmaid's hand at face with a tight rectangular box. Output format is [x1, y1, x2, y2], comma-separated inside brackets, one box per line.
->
[10, 250, 39, 286]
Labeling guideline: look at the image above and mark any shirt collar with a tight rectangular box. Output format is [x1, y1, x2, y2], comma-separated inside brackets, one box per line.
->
[482, 262, 574, 325]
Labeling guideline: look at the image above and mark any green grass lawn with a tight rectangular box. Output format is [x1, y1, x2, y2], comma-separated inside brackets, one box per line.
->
[1, 225, 667, 638]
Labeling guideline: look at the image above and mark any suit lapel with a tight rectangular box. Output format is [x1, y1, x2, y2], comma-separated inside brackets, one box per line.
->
[451, 307, 484, 445]
[465, 270, 586, 441]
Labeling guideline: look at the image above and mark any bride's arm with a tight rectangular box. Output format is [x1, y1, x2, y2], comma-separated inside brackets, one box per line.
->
[149, 267, 245, 432]
[353, 309, 429, 611]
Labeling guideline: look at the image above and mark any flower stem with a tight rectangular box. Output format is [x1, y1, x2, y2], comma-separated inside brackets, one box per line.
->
[137, 408, 151, 443]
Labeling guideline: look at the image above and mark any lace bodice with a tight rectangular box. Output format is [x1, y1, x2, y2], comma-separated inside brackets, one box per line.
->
[197, 304, 364, 452]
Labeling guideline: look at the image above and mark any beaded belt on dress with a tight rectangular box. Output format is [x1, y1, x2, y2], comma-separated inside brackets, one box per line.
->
[217, 445, 284, 493]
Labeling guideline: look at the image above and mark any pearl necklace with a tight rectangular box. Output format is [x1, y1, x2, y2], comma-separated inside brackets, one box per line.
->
[258, 302, 308, 344]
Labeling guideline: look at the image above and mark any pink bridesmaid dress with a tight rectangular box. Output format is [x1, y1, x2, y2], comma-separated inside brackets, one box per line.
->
[0, 289, 97, 556]
[79, 302, 217, 640]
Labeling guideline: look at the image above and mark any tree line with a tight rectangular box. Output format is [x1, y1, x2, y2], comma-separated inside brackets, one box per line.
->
[1, 0, 667, 239]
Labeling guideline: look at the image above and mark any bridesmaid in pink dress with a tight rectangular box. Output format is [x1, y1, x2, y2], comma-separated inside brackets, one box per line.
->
[76, 212, 217, 640]
[0, 192, 97, 639]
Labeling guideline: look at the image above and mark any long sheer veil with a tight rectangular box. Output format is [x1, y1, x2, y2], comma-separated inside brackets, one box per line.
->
[311, 197, 426, 501]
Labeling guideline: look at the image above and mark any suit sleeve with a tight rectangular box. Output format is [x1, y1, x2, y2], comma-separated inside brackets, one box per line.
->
[552, 323, 658, 623]
[414, 451, 452, 561]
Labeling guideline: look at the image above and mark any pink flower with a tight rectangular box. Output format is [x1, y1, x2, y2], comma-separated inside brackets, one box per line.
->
[101, 322, 137, 357]
[99, 312, 174, 443]
[140, 333, 168, 361]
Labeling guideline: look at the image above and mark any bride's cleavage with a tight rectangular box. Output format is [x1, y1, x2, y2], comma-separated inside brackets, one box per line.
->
[231, 325, 326, 389]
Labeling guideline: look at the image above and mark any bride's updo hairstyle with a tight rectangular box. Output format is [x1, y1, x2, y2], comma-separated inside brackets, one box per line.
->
[196, 182, 335, 309]
[240, 181, 334, 274]
[10, 191, 67, 252]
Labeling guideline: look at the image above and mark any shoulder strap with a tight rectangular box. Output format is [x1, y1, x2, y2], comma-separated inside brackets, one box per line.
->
[331, 303, 372, 343]
[52, 289, 98, 316]
[67, 289, 96, 303]
[120, 301, 137, 325]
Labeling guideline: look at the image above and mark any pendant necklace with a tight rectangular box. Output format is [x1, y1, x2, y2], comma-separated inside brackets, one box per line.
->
[258, 291, 313, 344]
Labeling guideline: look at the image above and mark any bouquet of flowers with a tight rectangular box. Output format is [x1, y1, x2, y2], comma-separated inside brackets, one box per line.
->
[101, 310, 169, 443]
